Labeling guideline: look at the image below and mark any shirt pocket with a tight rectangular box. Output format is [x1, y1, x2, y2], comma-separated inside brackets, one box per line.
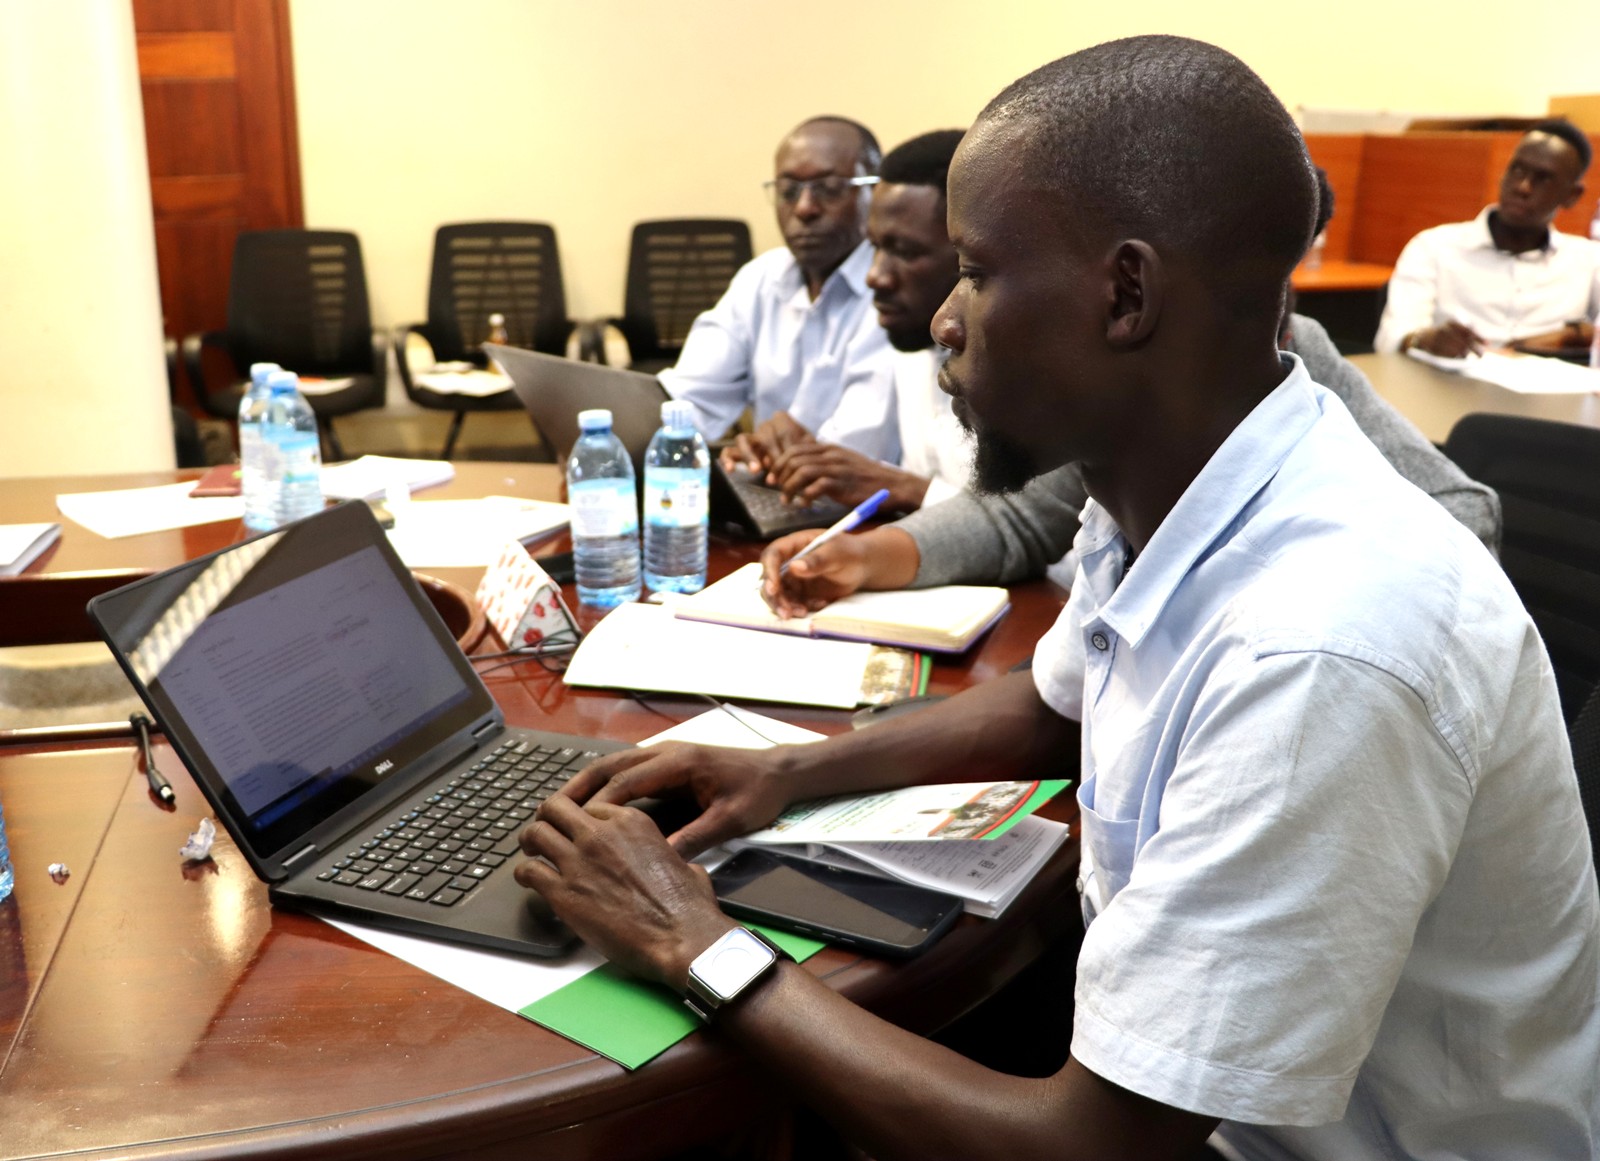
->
[1077, 771, 1143, 917]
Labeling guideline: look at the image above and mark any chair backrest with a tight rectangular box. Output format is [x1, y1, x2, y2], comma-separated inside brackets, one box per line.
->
[618, 219, 752, 362]
[1570, 683, 1600, 886]
[424, 222, 569, 360]
[226, 230, 374, 374]
[1442, 412, 1600, 724]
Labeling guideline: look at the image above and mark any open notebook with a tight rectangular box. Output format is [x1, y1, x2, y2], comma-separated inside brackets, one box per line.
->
[674, 563, 1010, 653]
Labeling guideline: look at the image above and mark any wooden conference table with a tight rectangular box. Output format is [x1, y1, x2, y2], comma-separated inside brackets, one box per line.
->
[1352, 351, 1600, 445]
[0, 464, 1077, 1161]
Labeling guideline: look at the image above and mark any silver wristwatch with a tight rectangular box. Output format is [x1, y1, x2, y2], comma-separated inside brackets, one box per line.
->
[683, 927, 787, 1021]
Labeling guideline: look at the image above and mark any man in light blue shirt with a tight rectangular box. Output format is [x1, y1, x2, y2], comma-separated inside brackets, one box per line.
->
[519, 37, 1600, 1160]
[660, 117, 899, 463]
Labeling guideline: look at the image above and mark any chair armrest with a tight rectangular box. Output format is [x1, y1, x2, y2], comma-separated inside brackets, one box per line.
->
[181, 331, 231, 416]
[369, 329, 389, 405]
[392, 322, 434, 397]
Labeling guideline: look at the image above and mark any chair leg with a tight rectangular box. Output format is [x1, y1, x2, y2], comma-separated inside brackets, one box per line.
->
[440, 411, 467, 460]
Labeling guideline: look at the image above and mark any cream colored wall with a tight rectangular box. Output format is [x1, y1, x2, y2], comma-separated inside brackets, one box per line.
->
[291, 0, 1594, 330]
[1, 0, 172, 477]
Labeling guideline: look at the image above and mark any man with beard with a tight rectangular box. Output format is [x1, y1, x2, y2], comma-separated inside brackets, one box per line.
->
[518, 37, 1599, 1160]
[661, 116, 900, 462]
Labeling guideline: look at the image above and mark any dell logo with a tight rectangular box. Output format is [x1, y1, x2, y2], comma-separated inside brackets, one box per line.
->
[374, 760, 393, 775]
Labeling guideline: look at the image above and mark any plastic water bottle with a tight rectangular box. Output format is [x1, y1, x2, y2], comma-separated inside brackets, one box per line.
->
[567, 409, 641, 607]
[0, 797, 14, 902]
[240, 361, 280, 531]
[259, 370, 324, 527]
[643, 399, 710, 593]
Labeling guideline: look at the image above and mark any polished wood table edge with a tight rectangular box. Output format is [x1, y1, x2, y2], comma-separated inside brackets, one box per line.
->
[1291, 259, 1392, 291]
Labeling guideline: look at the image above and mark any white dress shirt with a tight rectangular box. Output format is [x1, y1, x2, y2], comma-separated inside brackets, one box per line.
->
[1033, 355, 1599, 1156]
[659, 241, 898, 462]
[1374, 206, 1600, 352]
[891, 347, 971, 507]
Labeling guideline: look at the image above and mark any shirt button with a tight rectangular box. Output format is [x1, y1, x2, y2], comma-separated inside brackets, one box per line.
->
[1091, 632, 1109, 651]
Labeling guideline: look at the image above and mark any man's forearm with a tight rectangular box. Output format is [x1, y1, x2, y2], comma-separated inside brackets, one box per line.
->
[715, 963, 1215, 1161]
[768, 670, 1079, 803]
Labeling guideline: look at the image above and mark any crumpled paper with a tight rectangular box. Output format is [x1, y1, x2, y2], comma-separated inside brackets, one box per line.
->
[180, 817, 216, 862]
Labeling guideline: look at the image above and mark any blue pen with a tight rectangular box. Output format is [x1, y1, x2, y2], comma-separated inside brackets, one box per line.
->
[778, 488, 891, 576]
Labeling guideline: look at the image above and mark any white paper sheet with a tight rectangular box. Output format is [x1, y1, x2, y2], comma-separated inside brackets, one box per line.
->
[384, 497, 569, 568]
[563, 602, 873, 709]
[56, 481, 245, 538]
[414, 369, 514, 398]
[323, 918, 604, 1012]
[1407, 348, 1600, 394]
[320, 455, 456, 501]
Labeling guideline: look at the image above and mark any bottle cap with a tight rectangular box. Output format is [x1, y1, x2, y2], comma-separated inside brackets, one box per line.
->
[661, 399, 697, 431]
[267, 369, 300, 393]
[577, 408, 613, 431]
[250, 362, 281, 388]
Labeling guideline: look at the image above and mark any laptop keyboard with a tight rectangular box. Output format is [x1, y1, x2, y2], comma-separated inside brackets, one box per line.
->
[728, 473, 846, 535]
[314, 737, 602, 907]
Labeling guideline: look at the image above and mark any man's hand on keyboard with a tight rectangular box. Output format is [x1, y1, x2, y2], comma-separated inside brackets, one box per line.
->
[719, 410, 814, 478]
[767, 441, 930, 511]
[549, 742, 794, 859]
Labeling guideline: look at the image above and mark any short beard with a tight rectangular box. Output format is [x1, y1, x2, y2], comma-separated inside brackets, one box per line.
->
[886, 324, 934, 353]
[968, 428, 1038, 496]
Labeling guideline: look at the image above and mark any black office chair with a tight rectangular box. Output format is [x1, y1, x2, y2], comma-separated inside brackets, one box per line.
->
[394, 222, 573, 459]
[608, 219, 752, 374]
[1441, 413, 1600, 725]
[182, 230, 387, 461]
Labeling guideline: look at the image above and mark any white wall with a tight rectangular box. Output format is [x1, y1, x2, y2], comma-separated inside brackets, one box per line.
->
[291, 0, 1599, 327]
[0, 0, 172, 477]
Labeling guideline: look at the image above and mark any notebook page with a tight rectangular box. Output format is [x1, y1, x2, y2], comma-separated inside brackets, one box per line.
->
[563, 602, 871, 708]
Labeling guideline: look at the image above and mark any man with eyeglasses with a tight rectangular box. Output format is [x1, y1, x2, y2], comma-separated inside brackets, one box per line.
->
[659, 117, 900, 465]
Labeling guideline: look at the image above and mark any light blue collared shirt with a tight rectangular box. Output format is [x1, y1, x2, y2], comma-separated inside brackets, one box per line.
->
[660, 240, 898, 461]
[1033, 355, 1600, 1156]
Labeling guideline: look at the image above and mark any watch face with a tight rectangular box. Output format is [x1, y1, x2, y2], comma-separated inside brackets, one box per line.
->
[694, 929, 775, 998]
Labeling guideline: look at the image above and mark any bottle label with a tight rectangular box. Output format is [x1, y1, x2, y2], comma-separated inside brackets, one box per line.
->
[264, 431, 322, 484]
[644, 469, 709, 528]
[570, 478, 639, 537]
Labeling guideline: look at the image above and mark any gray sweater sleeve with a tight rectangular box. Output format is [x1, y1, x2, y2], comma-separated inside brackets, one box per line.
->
[1285, 315, 1502, 555]
[900, 464, 1087, 587]
[897, 314, 1501, 586]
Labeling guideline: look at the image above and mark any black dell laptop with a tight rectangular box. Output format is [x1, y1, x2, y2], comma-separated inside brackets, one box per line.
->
[487, 343, 848, 539]
[86, 500, 627, 956]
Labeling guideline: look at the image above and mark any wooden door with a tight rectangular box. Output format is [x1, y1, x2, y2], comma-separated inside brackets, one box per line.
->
[134, 0, 303, 411]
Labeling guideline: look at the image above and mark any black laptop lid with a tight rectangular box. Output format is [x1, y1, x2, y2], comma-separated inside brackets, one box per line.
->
[87, 501, 500, 881]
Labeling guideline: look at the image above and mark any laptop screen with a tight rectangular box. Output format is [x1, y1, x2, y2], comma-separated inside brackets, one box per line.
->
[90, 502, 497, 863]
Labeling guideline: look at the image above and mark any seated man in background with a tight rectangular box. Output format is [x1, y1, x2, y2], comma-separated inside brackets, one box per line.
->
[521, 38, 1599, 1158]
[723, 129, 972, 515]
[661, 116, 900, 463]
[1374, 119, 1600, 357]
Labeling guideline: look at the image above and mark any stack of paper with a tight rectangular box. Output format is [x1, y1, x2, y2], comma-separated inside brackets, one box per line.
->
[414, 367, 514, 397]
[677, 562, 1009, 652]
[563, 601, 884, 709]
[320, 455, 457, 501]
[384, 496, 569, 568]
[1407, 348, 1600, 395]
[0, 522, 62, 576]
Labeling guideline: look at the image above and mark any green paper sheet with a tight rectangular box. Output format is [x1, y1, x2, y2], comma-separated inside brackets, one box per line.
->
[981, 778, 1071, 840]
[520, 926, 825, 1070]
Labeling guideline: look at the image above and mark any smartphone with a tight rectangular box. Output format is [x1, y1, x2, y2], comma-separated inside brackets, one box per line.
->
[710, 847, 964, 958]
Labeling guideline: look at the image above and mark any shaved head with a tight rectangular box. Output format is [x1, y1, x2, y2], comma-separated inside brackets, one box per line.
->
[977, 35, 1316, 318]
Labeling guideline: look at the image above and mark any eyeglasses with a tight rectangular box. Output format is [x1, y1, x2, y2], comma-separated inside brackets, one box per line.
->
[763, 175, 879, 206]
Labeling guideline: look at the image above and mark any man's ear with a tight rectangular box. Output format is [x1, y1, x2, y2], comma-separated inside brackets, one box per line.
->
[1105, 240, 1162, 348]
[1559, 179, 1585, 211]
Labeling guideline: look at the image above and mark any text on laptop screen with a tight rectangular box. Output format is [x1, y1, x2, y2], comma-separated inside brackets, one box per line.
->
[92, 502, 499, 860]
[156, 545, 470, 829]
